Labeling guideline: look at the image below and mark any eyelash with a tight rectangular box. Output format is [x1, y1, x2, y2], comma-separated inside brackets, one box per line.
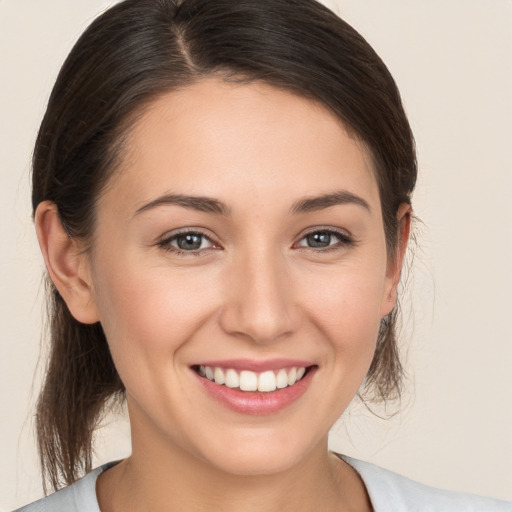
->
[157, 229, 216, 257]
[157, 228, 355, 257]
[296, 228, 354, 253]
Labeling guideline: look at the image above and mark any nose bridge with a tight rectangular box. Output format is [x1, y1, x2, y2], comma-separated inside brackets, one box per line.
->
[220, 242, 300, 344]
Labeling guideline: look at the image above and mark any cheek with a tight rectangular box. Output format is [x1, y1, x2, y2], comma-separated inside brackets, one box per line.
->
[90, 260, 218, 374]
[297, 264, 387, 411]
[90, 263, 222, 433]
[300, 266, 386, 346]
[291, 266, 386, 426]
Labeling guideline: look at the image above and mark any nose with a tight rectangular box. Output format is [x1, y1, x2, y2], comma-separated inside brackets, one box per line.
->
[219, 247, 301, 344]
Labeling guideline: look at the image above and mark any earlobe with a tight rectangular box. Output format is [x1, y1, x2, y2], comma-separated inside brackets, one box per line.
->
[35, 201, 99, 324]
[382, 203, 412, 315]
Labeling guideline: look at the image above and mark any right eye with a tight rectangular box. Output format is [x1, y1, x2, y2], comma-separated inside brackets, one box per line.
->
[295, 228, 354, 252]
[158, 230, 217, 256]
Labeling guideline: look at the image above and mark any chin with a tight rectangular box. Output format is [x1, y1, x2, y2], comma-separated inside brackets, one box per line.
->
[204, 450, 303, 477]
[192, 427, 321, 477]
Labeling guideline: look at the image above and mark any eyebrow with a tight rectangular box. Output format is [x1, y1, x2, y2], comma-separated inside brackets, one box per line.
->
[134, 190, 370, 217]
[290, 190, 371, 214]
[134, 194, 231, 217]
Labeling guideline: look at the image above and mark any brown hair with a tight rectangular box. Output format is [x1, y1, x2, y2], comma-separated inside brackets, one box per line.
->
[33, 0, 417, 492]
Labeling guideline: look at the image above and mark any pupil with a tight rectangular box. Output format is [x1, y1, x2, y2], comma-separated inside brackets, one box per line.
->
[178, 234, 202, 250]
[308, 232, 331, 248]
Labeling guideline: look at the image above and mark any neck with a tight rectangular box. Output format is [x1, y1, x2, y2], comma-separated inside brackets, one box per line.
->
[96, 407, 371, 512]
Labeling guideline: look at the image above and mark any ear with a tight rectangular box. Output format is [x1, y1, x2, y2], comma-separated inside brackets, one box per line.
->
[35, 201, 99, 324]
[381, 202, 412, 316]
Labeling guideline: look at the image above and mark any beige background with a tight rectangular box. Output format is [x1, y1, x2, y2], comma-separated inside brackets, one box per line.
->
[1, 0, 511, 509]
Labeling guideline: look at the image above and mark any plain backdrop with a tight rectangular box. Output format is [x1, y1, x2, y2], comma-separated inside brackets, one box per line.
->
[1, 0, 511, 509]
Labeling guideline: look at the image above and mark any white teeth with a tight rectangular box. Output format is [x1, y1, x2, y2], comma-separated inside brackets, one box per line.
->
[239, 370, 258, 391]
[214, 367, 225, 385]
[276, 369, 288, 389]
[225, 369, 239, 388]
[199, 365, 308, 392]
[258, 371, 277, 392]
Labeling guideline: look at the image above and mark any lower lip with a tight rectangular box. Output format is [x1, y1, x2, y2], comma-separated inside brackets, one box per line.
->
[194, 367, 316, 415]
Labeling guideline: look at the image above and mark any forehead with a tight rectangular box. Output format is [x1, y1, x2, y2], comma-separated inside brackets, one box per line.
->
[107, 78, 380, 214]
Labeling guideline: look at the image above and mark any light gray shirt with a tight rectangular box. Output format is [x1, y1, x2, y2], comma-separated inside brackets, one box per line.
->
[13, 455, 512, 512]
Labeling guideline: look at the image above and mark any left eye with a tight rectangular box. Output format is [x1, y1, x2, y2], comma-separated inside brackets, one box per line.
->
[297, 230, 350, 249]
[161, 232, 214, 252]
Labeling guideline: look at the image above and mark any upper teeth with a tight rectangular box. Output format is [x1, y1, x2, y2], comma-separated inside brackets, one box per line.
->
[199, 366, 307, 392]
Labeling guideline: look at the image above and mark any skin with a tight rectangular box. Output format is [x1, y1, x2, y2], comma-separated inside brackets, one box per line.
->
[36, 79, 410, 512]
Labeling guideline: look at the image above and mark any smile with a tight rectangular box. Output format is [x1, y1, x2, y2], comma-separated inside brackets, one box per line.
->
[196, 365, 307, 392]
[192, 360, 317, 415]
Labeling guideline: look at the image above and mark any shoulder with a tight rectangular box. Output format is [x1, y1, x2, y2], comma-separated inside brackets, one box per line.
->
[340, 455, 512, 512]
[11, 462, 117, 512]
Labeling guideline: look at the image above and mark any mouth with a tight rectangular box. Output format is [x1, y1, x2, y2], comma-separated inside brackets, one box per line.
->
[191, 361, 317, 415]
[192, 364, 311, 393]
[190, 358, 319, 416]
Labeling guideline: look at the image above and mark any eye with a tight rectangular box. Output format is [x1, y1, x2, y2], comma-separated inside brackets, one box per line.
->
[296, 229, 353, 250]
[158, 230, 217, 255]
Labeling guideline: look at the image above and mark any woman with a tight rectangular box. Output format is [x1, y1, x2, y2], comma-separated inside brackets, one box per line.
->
[11, 0, 511, 510]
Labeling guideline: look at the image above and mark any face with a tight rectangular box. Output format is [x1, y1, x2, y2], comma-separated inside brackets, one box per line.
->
[85, 79, 399, 475]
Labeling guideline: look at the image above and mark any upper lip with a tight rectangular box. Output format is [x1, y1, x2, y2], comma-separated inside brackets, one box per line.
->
[193, 358, 315, 372]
